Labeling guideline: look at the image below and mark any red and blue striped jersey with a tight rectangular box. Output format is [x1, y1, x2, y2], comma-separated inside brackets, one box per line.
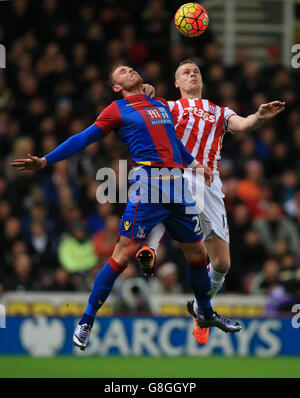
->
[94, 94, 184, 169]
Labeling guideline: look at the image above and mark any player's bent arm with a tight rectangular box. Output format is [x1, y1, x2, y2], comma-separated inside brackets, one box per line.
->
[228, 101, 286, 134]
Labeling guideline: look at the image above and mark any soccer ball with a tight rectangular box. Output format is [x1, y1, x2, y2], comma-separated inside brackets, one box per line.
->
[174, 3, 209, 37]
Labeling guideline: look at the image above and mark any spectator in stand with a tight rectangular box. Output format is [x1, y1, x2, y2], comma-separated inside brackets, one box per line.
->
[148, 244, 183, 294]
[284, 189, 300, 219]
[290, 125, 300, 171]
[26, 219, 58, 270]
[265, 141, 291, 179]
[236, 160, 264, 206]
[227, 204, 253, 292]
[93, 213, 119, 266]
[47, 267, 76, 292]
[253, 201, 299, 257]
[149, 261, 183, 295]
[87, 202, 114, 236]
[247, 258, 280, 295]
[58, 220, 98, 274]
[0, 218, 22, 264]
[113, 261, 152, 314]
[4, 253, 35, 292]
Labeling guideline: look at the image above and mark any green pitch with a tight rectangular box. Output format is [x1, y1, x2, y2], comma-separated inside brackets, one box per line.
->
[0, 356, 299, 378]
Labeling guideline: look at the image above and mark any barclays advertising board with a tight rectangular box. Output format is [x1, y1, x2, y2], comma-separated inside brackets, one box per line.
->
[0, 316, 299, 357]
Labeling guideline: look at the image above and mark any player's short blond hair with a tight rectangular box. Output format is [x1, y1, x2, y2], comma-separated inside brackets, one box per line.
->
[175, 59, 200, 80]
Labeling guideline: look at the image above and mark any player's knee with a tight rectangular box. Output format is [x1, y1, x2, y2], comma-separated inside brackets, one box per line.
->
[184, 242, 207, 264]
[112, 238, 140, 265]
[213, 258, 231, 274]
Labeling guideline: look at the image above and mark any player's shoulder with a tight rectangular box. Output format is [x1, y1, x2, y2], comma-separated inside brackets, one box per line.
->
[202, 99, 236, 116]
[153, 97, 169, 107]
[202, 98, 221, 110]
[96, 100, 121, 121]
[167, 98, 184, 111]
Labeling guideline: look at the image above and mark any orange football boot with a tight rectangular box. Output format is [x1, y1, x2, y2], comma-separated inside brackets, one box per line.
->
[187, 299, 210, 346]
[192, 319, 209, 345]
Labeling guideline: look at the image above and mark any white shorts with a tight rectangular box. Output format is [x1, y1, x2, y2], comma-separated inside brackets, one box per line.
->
[186, 172, 230, 243]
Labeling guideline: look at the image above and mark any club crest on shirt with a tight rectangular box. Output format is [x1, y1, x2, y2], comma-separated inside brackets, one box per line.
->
[137, 225, 146, 239]
[144, 107, 172, 125]
[209, 104, 217, 114]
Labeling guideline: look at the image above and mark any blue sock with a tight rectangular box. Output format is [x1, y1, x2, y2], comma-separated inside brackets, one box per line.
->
[79, 259, 123, 326]
[186, 260, 214, 319]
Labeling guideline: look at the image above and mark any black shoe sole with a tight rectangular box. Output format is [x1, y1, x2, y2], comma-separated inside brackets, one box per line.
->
[196, 317, 242, 333]
[137, 250, 156, 275]
[72, 341, 86, 351]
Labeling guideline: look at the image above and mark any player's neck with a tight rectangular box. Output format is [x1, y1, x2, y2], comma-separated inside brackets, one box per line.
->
[123, 89, 144, 97]
[122, 84, 144, 98]
[181, 90, 202, 99]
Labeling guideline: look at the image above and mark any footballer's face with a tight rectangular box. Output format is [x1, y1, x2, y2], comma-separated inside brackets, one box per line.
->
[175, 63, 203, 98]
[112, 66, 143, 95]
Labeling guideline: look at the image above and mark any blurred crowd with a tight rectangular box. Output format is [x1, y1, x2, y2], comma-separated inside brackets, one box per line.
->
[0, 0, 300, 314]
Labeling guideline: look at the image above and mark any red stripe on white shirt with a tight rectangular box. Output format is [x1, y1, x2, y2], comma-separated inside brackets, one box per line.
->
[168, 98, 236, 173]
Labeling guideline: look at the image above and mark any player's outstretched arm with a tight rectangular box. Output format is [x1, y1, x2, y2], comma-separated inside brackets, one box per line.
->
[228, 101, 286, 134]
[10, 124, 106, 171]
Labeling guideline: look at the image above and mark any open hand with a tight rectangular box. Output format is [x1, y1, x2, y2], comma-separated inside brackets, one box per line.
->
[258, 101, 285, 120]
[195, 164, 214, 187]
[10, 154, 47, 171]
[143, 84, 155, 98]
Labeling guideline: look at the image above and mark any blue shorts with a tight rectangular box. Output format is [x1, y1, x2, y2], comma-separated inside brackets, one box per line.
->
[119, 166, 203, 243]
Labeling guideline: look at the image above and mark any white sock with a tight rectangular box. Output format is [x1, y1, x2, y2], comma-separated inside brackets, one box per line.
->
[208, 264, 226, 297]
[193, 264, 226, 316]
[147, 223, 166, 253]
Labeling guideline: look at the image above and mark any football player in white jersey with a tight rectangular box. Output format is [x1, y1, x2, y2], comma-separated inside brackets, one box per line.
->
[138, 59, 285, 345]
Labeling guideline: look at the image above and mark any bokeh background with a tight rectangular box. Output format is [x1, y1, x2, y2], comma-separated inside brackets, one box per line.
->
[0, 0, 300, 376]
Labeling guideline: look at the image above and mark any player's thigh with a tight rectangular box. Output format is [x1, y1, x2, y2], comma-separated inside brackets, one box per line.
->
[177, 239, 207, 264]
[201, 180, 230, 243]
[112, 236, 141, 265]
[205, 236, 231, 273]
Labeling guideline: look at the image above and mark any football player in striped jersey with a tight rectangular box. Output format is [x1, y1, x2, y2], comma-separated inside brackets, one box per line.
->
[137, 59, 285, 345]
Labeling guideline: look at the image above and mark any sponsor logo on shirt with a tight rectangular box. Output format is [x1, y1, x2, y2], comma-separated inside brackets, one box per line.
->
[144, 107, 172, 125]
[183, 107, 216, 123]
[124, 221, 132, 231]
